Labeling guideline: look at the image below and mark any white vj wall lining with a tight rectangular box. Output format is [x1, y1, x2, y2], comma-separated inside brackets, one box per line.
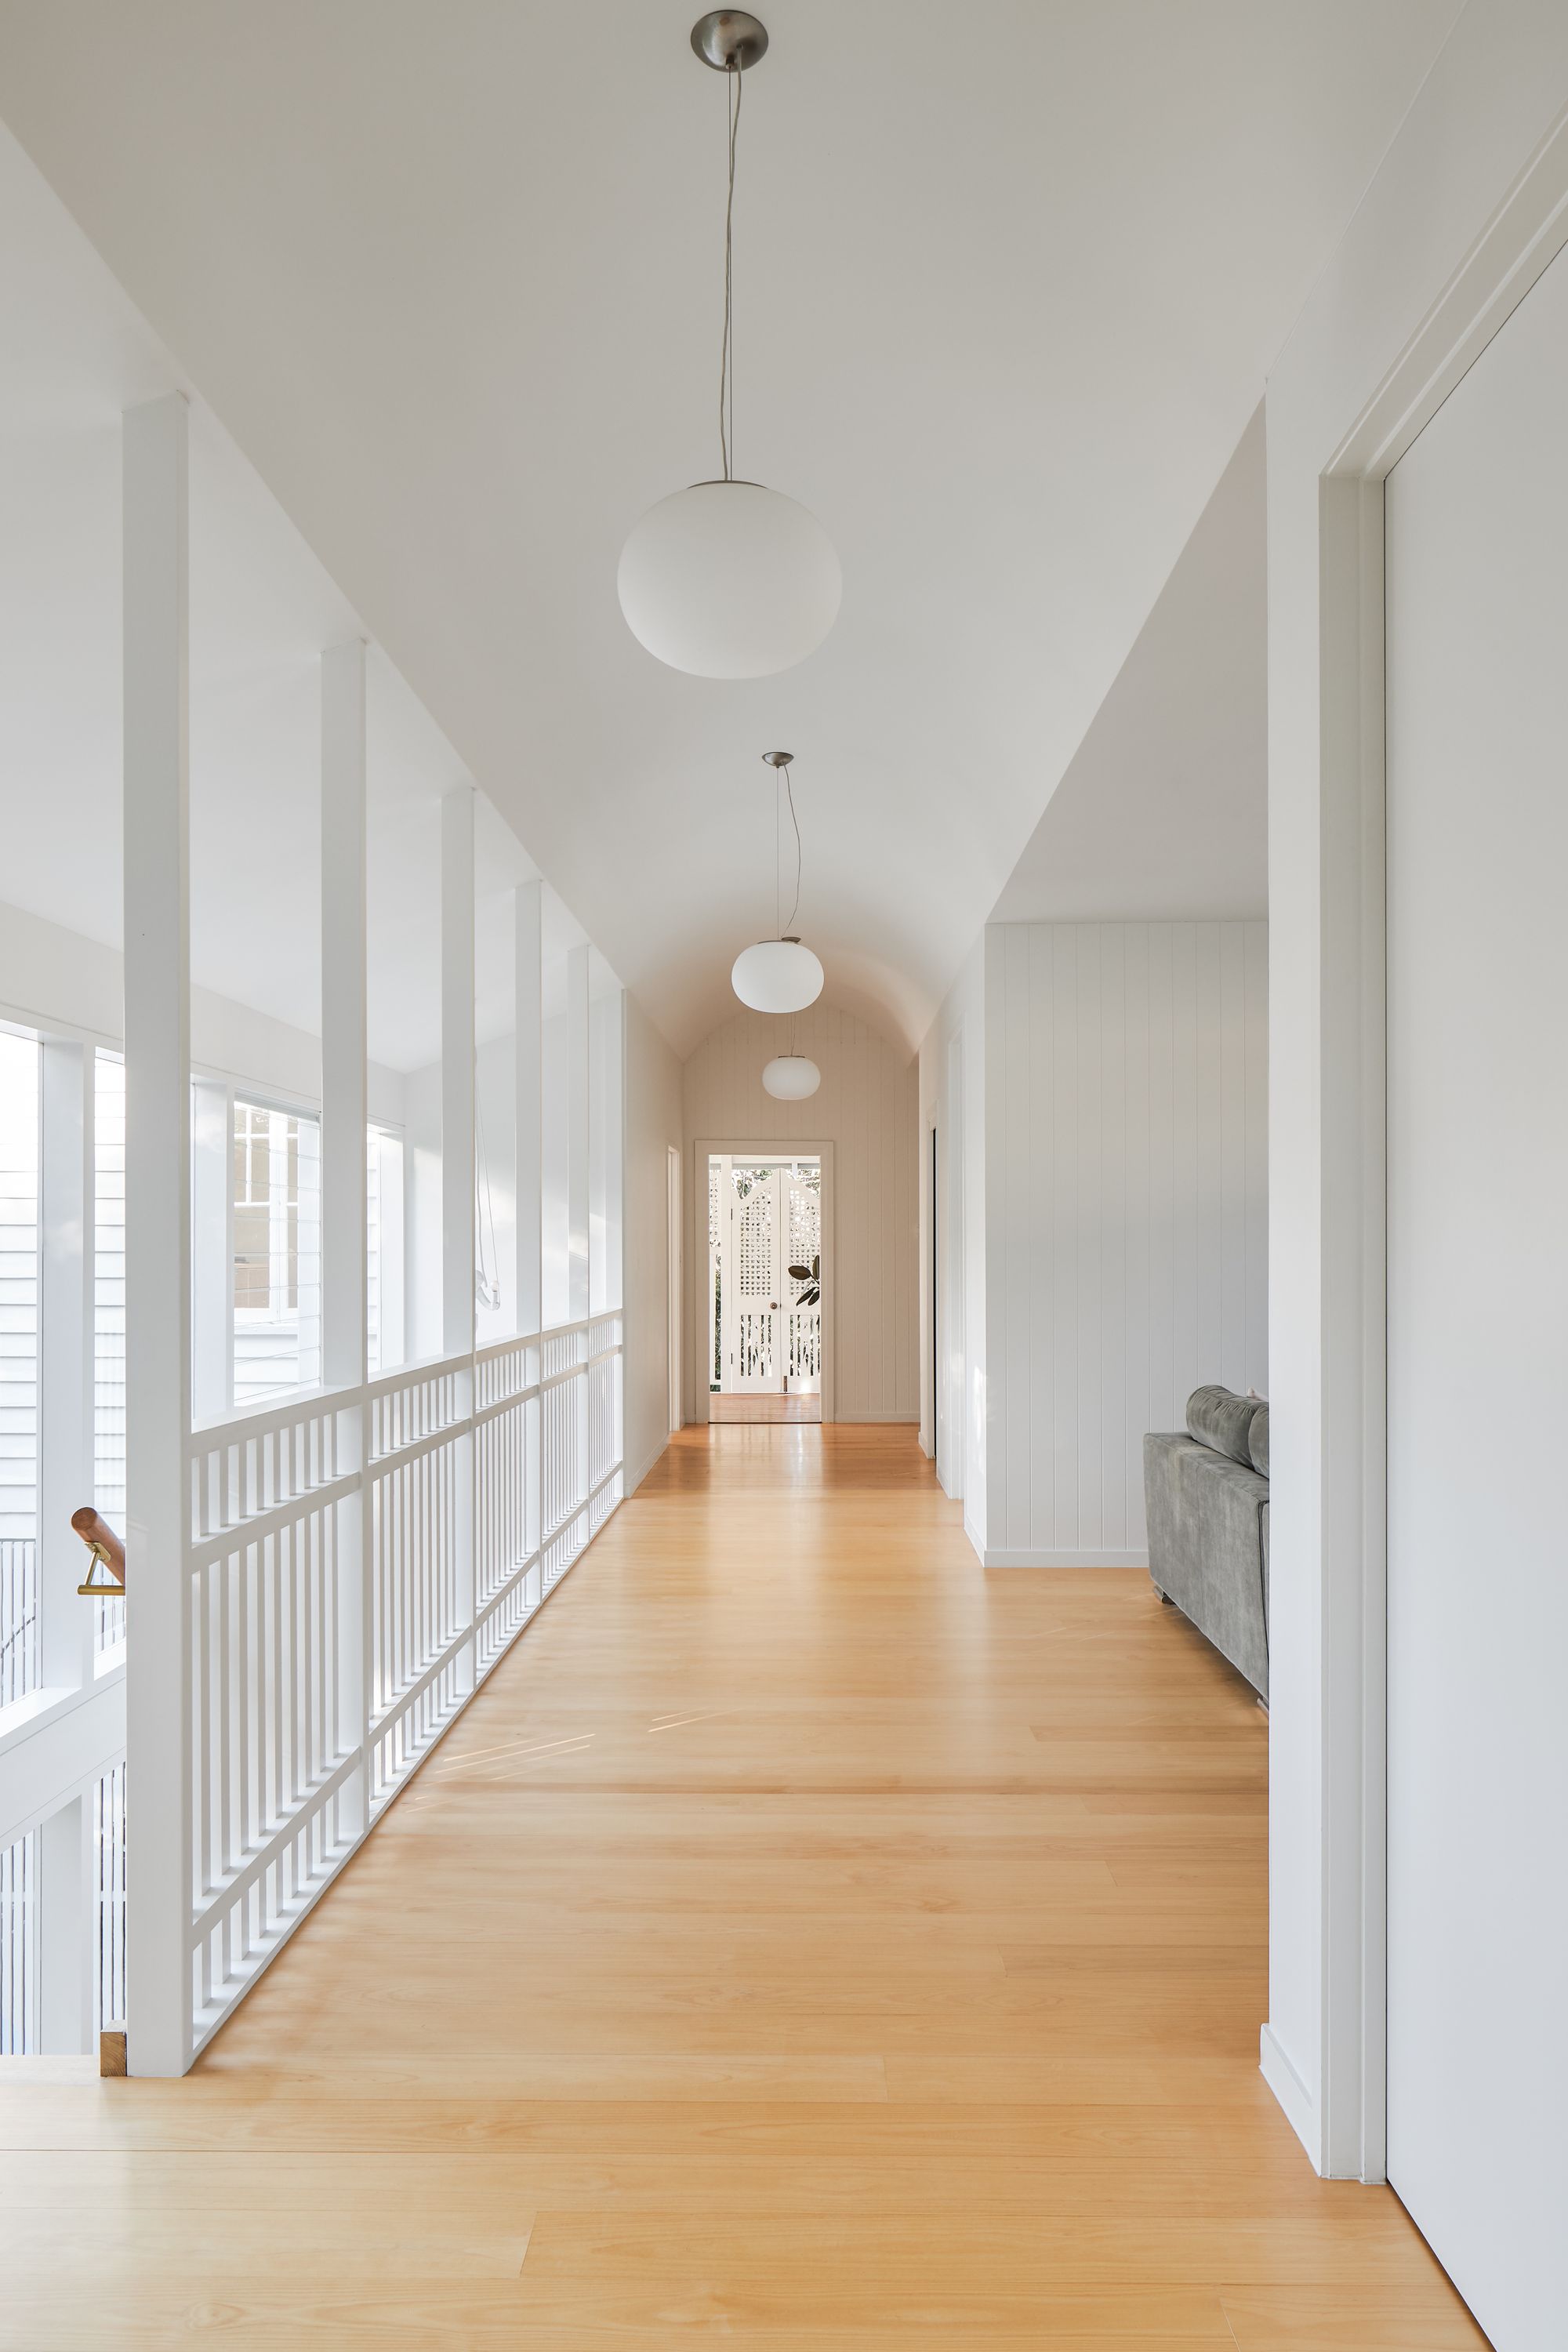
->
[682, 1005, 920, 1425]
[983, 920, 1268, 1566]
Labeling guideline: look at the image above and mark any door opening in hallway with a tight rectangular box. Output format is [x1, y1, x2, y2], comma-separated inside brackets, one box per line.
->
[706, 1152, 822, 1423]
[667, 1145, 682, 1434]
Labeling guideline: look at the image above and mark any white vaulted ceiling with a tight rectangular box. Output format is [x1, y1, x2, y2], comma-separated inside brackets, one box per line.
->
[0, 2, 1462, 1053]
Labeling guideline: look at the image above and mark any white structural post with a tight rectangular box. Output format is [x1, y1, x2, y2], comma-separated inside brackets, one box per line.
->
[38, 1039, 95, 1695]
[566, 943, 590, 1327]
[442, 787, 476, 1682]
[122, 391, 193, 2078]
[39, 1795, 94, 2055]
[322, 641, 368, 1390]
[321, 640, 369, 1829]
[514, 883, 543, 1341]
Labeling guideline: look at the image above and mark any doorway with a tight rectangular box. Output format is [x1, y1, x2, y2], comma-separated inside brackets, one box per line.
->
[703, 1151, 826, 1424]
[666, 1145, 682, 1434]
[928, 1122, 938, 1457]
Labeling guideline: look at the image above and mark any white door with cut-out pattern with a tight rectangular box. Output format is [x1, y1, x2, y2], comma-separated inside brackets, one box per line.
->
[712, 1159, 822, 1396]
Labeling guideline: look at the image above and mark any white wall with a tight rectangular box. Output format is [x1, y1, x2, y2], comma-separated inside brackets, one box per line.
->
[623, 993, 681, 1492]
[983, 921, 1267, 1567]
[683, 1005, 919, 1426]
[918, 938, 986, 1547]
[1264, 0, 1568, 2180]
[1383, 244, 1568, 2350]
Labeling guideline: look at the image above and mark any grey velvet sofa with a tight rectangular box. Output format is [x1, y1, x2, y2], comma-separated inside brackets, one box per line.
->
[1143, 1387, 1270, 1701]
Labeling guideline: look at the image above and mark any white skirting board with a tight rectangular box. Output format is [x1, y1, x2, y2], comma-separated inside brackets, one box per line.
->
[982, 1547, 1150, 1569]
[624, 1433, 673, 1496]
[832, 1411, 922, 1425]
[1260, 2024, 1319, 2170]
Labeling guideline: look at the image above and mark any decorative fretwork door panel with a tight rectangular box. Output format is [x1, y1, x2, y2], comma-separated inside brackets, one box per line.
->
[712, 1157, 822, 1397]
[728, 1162, 779, 1392]
[785, 1164, 822, 1390]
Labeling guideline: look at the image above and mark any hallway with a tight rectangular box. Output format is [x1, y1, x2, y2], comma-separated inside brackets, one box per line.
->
[3, 1427, 1480, 2347]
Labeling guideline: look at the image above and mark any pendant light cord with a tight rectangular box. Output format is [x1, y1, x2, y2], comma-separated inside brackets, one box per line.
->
[720, 60, 742, 482]
[771, 768, 802, 938]
[782, 769, 802, 935]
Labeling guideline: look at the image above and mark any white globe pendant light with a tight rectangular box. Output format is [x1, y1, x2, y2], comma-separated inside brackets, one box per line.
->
[733, 750, 824, 1019]
[732, 937, 823, 1014]
[618, 14, 840, 681]
[763, 1054, 821, 1101]
[619, 482, 840, 681]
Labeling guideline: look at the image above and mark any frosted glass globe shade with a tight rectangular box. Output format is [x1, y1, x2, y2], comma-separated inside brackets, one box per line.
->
[618, 481, 841, 679]
[731, 938, 824, 1014]
[762, 1054, 821, 1102]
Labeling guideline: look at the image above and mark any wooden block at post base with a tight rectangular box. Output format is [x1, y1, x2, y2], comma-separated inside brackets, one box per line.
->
[99, 2026, 127, 2078]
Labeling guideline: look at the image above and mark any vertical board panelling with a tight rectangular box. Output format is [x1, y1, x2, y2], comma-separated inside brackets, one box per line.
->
[1123, 928, 1152, 1549]
[1051, 930, 1079, 1551]
[1243, 921, 1269, 1396]
[1027, 927, 1054, 1552]
[984, 921, 1268, 1565]
[1076, 931, 1103, 1552]
[1171, 924, 1200, 1418]
[1219, 923, 1249, 1394]
[1193, 924, 1223, 1387]
[1100, 929, 1127, 1552]
[1003, 925, 1031, 1550]
[1148, 923, 1176, 1447]
[682, 1007, 920, 1423]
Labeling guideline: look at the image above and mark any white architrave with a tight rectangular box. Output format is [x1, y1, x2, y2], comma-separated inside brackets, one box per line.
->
[122, 390, 193, 2079]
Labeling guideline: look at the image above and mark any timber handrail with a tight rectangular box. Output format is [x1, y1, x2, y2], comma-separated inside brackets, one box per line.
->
[71, 1507, 126, 1595]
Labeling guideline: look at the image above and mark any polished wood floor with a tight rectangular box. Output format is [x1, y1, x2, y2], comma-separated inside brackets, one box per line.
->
[709, 1392, 822, 1422]
[3, 1425, 1485, 2348]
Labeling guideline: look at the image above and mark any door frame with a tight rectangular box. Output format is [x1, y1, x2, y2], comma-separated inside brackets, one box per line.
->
[666, 1144, 682, 1434]
[689, 1139, 836, 1426]
[1287, 102, 1568, 2183]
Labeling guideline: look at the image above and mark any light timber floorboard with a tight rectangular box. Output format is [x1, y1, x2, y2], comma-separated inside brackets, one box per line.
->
[709, 1392, 822, 1422]
[3, 1426, 1485, 2348]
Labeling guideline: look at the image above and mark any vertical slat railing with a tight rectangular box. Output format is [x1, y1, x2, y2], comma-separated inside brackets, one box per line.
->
[177, 1316, 619, 2053]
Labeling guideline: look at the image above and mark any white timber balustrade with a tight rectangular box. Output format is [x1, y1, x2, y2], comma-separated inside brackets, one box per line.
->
[0, 394, 627, 2071]
[100, 406, 626, 2074]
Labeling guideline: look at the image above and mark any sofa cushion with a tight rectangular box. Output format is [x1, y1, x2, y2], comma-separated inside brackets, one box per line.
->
[1173, 1445, 1270, 1695]
[1186, 1385, 1260, 1467]
[1144, 1430, 1269, 1700]
[1247, 1402, 1269, 1479]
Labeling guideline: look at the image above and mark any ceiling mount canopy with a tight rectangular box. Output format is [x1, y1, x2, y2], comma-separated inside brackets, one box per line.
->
[690, 10, 769, 71]
[617, 17, 841, 681]
[733, 750, 824, 1016]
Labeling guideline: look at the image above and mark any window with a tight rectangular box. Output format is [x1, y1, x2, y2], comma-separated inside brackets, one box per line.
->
[232, 1099, 320, 1405]
[367, 1121, 405, 1377]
